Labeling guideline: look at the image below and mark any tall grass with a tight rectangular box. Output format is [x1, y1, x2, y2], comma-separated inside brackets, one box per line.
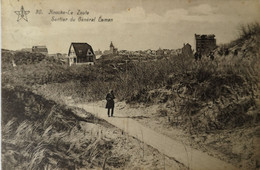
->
[2, 23, 260, 132]
[1, 88, 114, 170]
[238, 22, 260, 41]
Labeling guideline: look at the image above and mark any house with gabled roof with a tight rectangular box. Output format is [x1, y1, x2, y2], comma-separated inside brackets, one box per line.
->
[68, 42, 96, 66]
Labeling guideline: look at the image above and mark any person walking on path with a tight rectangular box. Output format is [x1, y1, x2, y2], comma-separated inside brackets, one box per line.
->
[105, 90, 115, 117]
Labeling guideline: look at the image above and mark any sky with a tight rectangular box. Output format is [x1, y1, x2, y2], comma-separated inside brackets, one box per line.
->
[1, 0, 260, 54]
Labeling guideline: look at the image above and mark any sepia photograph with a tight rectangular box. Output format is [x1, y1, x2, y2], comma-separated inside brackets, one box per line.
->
[1, 0, 260, 169]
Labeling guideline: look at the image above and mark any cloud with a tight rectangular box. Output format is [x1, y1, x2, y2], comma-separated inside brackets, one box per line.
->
[111, 7, 148, 23]
[110, 2, 258, 25]
[110, 5, 222, 24]
[2, 0, 260, 53]
[189, 4, 215, 15]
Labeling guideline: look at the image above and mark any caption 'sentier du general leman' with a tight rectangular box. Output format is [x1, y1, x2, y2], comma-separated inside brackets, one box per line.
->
[51, 16, 113, 22]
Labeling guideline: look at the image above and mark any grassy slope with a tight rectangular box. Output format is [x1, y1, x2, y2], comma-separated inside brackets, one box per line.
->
[2, 24, 259, 132]
[2, 86, 183, 170]
[1, 23, 260, 170]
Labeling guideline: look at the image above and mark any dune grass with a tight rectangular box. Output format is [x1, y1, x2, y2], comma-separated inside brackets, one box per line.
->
[2, 23, 260, 133]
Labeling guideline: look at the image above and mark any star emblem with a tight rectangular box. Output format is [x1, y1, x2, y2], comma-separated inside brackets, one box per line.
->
[15, 6, 30, 22]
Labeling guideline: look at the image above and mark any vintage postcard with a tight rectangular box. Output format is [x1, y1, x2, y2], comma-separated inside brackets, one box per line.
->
[1, 0, 260, 169]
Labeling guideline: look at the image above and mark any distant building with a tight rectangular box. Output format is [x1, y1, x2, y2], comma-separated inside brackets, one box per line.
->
[133, 51, 141, 55]
[156, 48, 164, 56]
[21, 48, 32, 52]
[103, 50, 110, 55]
[195, 34, 216, 55]
[118, 50, 128, 55]
[32, 46, 48, 55]
[182, 43, 193, 57]
[110, 41, 118, 54]
[163, 49, 171, 55]
[145, 49, 152, 55]
[94, 49, 102, 55]
[68, 42, 96, 66]
[151, 50, 156, 55]
[170, 49, 177, 56]
[176, 49, 182, 55]
[56, 53, 63, 57]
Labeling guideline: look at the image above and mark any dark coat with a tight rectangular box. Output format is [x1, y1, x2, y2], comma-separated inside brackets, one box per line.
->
[105, 93, 115, 108]
[194, 52, 199, 60]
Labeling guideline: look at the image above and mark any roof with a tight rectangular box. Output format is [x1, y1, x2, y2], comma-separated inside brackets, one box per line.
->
[110, 41, 114, 48]
[32, 46, 48, 53]
[195, 34, 215, 39]
[69, 43, 95, 57]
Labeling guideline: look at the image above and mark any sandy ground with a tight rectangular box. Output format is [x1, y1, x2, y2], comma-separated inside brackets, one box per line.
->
[72, 101, 239, 170]
[97, 101, 260, 170]
[70, 107, 185, 170]
[34, 91, 259, 170]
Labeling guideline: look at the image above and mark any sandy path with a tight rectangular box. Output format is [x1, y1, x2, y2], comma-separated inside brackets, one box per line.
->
[74, 103, 239, 170]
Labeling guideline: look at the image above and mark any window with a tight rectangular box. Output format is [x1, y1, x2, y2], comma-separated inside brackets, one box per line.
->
[87, 49, 93, 56]
[70, 48, 75, 55]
